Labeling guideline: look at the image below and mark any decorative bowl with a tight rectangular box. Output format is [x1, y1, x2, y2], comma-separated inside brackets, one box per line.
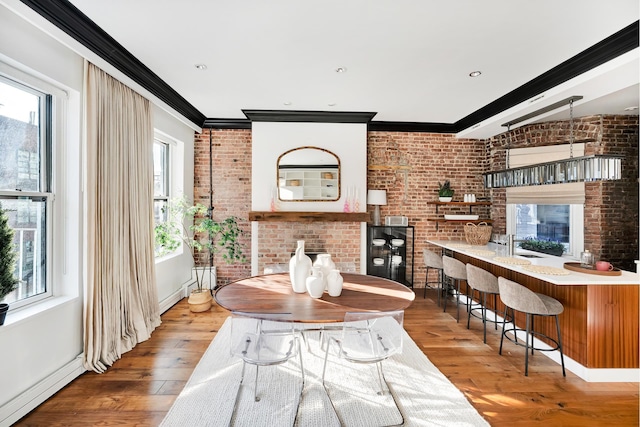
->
[372, 258, 384, 265]
[391, 239, 404, 247]
[372, 238, 386, 246]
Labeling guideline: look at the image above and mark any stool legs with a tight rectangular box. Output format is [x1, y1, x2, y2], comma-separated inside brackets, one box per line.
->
[424, 267, 444, 306]
[500, 308, 566, 377]
[467, 291, 500, 344]
[555, 315, 566, 377]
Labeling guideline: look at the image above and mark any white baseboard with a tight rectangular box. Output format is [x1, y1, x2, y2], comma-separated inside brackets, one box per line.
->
[159, 287, 188, 314]
[0, 355, 86, 427]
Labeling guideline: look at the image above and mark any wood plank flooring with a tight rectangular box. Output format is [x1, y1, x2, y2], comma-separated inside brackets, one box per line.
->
[14, 290, 640, 426]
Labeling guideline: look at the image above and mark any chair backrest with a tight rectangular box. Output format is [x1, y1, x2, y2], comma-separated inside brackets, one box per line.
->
[340, 310, 404, 362]
[466, 264, 499, 294]
[230, 312, 297, 364]
[497, 277, 555, 316]
[442, 255, 466, 280]
[423, 248, 443, 269]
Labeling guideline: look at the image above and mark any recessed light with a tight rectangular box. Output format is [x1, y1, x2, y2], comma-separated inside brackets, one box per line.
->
[283, 101, 292, 106]
[335, 67, 347, 73]
[624, 106, 639, 111]
[194, 64, 208, 70]
[469, 71, 481, 77]
[327, 102, 336, 106]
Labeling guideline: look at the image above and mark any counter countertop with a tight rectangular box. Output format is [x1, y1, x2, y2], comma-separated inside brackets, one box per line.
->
[427, 240, 639, 286]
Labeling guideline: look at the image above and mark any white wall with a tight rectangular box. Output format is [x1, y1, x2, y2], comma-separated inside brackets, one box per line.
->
[251, 122, 368, 211]
[153, 108, 196, 305]
[0, 4, 196, 425]
[250, 122, 369, 275]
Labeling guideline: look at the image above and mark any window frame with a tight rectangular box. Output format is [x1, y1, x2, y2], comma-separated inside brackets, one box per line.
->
[153, 138, 170, 225]
[0, 74, 54, 309]
[506, 203, 584, 259]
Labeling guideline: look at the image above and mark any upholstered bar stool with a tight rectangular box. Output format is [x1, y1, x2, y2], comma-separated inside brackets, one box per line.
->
[498, 277, 566, 377]
[442, 256, 467, 322]
[465, 264, 501, 343]
[423, 248, 444, 304]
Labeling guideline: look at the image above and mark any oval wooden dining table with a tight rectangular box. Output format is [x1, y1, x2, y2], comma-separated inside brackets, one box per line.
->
[214, 272, 415, 323]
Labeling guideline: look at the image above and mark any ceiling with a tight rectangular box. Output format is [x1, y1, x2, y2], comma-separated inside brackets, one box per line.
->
[13, 0, 640, 138]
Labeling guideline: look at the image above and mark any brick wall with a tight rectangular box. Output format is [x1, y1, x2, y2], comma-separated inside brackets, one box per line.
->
[193, 129, 253, 285]
[193, 115, 638, 286]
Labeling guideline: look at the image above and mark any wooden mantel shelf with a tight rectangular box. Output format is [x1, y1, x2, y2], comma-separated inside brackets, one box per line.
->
[249, 211, 370, 222]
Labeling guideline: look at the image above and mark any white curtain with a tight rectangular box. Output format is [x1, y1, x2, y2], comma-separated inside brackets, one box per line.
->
[84, 62, 161, 373]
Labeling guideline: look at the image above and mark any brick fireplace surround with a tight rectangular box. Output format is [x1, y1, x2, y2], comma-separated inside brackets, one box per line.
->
[194, 115, 638, 287]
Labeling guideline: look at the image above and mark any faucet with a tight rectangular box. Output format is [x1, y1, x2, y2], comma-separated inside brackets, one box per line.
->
[508, 234, 525, 256]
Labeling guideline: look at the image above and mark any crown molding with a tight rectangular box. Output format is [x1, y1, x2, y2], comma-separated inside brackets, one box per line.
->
[19, 0, 206, 127]
[455, 20, 639, 131]
[368, 121, 457, 133]
[202, 118, 251, 129]
[242, 110, 377, 123]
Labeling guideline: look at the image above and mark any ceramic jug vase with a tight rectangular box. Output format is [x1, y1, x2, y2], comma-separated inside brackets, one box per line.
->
[326, 269, 344, 297]
[306, 267, 325, 298]
[289, 240, 312, 293]
[313, 253, 335, 290]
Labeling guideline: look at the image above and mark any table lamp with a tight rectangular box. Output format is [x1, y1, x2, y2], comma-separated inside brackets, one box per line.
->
[367, 189, 387, 226]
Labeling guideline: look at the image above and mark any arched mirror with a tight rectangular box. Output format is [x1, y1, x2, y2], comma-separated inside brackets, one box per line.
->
[277, 147, 340, 201]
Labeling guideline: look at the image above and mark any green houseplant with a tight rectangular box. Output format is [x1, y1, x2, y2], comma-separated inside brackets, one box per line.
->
[154, 196, 246, 312]
[0, 202, 19, 325]
[519, 237, 566, 257]
[438, 180, 455, 201]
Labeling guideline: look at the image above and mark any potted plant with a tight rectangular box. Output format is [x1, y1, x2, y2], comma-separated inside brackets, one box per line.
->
[0, 203, 19, 325]
[438, 180, 455, 202]
[519, 237, 566, 257]
[155, 196, 246, 312]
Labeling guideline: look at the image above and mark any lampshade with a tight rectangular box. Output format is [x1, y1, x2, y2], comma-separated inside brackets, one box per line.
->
[367, 189, 387, 205]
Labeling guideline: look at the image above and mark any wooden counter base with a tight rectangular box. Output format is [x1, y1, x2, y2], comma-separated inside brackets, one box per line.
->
[456, 253, 639, 369]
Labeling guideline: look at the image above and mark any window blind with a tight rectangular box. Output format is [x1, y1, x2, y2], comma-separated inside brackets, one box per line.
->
[506, 144, 585, 205]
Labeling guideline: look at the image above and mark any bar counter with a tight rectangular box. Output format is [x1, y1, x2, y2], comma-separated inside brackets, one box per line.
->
[427, 240, 639, 382]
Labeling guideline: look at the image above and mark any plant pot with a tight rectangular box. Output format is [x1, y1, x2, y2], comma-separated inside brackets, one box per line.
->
[0, 303, 8, 325]
[529, 247, 564, 257]
[439, 197, 453, 202]
[188, 289, 213, 312]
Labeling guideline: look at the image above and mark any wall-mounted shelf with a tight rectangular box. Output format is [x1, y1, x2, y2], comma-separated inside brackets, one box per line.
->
[427, 201, 492, 230]
[249, 211, 370, 222]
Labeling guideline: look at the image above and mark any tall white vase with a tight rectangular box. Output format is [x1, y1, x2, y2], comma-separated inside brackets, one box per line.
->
[306, 267, 325, 298]
[289, 240, 311, 293]
[313, 253, 335, 290]
[326, 269, 344, 297]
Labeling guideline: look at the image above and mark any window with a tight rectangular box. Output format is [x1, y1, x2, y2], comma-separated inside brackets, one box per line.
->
[506, 145, 585, 258]
[0, 76, 51, 306]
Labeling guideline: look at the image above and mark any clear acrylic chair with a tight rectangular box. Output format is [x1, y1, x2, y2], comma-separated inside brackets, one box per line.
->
[321, 310, 405, 427]
[229, 312, 304, 425]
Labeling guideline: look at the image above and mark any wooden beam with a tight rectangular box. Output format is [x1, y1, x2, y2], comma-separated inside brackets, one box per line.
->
[248, 211, 370, 222]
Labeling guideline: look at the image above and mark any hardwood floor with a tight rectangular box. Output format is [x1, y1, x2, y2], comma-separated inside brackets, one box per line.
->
[14, 290, 639, 426]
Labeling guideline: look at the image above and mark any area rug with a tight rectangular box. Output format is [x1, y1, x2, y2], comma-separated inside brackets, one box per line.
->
[160, 318, 489, 427]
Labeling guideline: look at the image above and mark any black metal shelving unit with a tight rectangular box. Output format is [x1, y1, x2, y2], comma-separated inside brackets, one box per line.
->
[366, 225, 414, 288]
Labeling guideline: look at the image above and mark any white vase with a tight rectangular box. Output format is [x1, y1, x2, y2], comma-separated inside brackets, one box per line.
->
[326, 269, 344, 297]
[313, 253, 335, 290]
[289, 240, 311, 293]
[306, 267, 325, 298]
